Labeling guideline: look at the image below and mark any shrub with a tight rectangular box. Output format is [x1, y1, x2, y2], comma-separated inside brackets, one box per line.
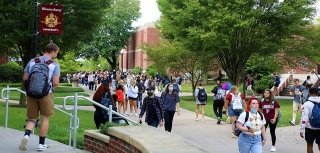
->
[0, 62, 23, 83]
[99, 122, 128, 135]
[132, 67, 142, 75]
[254, 75, 274, 94]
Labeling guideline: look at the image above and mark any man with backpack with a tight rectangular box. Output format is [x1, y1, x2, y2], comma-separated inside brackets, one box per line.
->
[19, 42, 60, 151]
[300, 87, 320, 153]
[212, 78, 226, 124]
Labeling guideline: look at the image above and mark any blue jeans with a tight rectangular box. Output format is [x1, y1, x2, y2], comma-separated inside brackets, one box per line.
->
[228, 107, 243, 117]
[238, 133, 262, 153]
[149, 119, 159, 128]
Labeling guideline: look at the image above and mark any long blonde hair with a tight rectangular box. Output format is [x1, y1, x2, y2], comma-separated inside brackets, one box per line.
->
[229, 86, 239, 94]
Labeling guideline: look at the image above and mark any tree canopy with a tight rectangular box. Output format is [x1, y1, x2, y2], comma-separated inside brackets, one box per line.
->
[0, 0, 110, 67]
[79, 0, 140, 70]
[158, 0, 317, 85]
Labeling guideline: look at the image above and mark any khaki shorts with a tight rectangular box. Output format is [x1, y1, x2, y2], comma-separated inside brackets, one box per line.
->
[27, 93, 54, 119]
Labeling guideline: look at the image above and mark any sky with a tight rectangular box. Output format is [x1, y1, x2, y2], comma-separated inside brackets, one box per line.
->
[134, 0, 320, 27]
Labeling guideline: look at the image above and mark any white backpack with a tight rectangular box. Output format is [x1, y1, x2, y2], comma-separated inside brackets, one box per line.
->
[230, 93, 243, 111]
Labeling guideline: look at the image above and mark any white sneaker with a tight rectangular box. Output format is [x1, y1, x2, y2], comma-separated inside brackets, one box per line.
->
[134, 114, 138, 117]
[270, 146, 277, 152]
[201, 118, 205, 122]
[19, 135, 29, 151]
[195, 118, 199, 121]
[37, 144, 48, 151]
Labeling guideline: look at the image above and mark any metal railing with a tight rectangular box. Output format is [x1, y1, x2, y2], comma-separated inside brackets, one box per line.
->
[0, 86, 79, 148]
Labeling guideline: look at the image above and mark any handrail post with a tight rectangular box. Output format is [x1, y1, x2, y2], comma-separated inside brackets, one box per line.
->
[109, 105, 112, 123]
[5, 85, 9, 128]
[69, 115, 72, 146]
[73, 93, 78, 149]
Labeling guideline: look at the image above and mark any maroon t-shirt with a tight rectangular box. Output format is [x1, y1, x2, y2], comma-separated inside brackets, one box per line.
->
[259, 99, 280, 121]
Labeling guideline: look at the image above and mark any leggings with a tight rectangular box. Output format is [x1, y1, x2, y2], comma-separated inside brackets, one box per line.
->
[265, 120, 278, 146]
[164, 110, 175, 132]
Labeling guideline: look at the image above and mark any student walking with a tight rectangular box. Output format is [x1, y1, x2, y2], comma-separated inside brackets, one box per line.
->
[211, 78, 226, 124]
[300, 87, 320, 153]
[139, 87, 164, 128]
[289, 79, 305, 126]
[224, 86, 245, 137]
[236, 97, 267, 153]
[194, 83, 207, 121]
[116, 84, 125, 114]
[19, 43, 60, 151]
[259, 89, 280, 152]
[161, 83, 180, 132]
[127, 79, 139, 116]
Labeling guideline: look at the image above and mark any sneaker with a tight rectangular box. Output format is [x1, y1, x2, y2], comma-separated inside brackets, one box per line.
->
[37, 144, 48, 151]
[201, 118, 205, 122]
[195, 118, 199, 121]
[134, 114, 138, 117]
[289, 121, 295, 126]
[19, 135, 29, 151]
[270, 146, 277, 152]
[217, 120, 221, 124]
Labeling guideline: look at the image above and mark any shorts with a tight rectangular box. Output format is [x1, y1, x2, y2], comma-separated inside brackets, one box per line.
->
[128, 97, 138, 101]
[27, 93, 55, 119]
[305, 128, 320, 144]
[228, 106, 243, 117]
[117, 99, 124, 103]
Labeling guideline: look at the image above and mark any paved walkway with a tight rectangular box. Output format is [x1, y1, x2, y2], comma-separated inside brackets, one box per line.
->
[0, 84, 316, 153]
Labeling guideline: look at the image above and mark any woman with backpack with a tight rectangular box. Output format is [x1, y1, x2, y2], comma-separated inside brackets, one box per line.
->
[236, 97, 267, 153]
[212, 78, 226, 124]
[259, 89, 280, 152]
[92, 81, 115, 129]
[194, 83, 207, 121]
[224, 86, 245, 138]
[161, 83, 180, 132]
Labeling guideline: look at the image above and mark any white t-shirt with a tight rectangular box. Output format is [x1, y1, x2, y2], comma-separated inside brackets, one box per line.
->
[237, 111, 266, 135]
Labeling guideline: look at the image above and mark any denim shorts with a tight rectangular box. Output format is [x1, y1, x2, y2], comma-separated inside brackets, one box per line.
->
[228, 107, 243, 117]
[238, 133, 262, 153]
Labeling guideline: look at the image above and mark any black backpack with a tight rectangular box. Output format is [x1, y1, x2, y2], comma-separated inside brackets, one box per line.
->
[234, 111, 264, 137]
[26, 58, 52, 99]
[197, 88, 207, 102]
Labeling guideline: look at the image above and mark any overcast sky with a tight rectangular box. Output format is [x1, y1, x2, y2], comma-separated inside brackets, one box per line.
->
[133, 0, 320, 27]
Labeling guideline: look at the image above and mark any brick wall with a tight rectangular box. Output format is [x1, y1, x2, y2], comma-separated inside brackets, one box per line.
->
[84, 135, 141, 153]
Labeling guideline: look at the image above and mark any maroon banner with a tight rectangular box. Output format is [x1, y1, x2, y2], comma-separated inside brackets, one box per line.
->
[39, 4, 63, 35]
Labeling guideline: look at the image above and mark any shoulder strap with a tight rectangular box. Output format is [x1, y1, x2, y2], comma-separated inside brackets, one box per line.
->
[34, 57, 41, 63]
[258, 111, 264, 120]
[244, 112, 249, 123]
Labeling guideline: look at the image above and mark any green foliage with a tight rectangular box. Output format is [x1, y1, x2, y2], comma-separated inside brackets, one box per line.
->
[79, 0, 140, 70]
[0, 62, 23, 82]
[146, 65, 158, 77]
[132, 67, 142, 75]
[56, 52, 81, 76]
[245, 54, 284, 77]
[0, 0, 111, 67]
[99, 122, 128, 135]
[79, 56, 110, 72]
[254, 75, 274, 94]
[158, 0, 316, 85]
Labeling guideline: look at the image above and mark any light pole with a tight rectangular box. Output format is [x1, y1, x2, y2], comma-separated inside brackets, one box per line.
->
[33, 0, 39, 57]
[120, 49, 126, 72]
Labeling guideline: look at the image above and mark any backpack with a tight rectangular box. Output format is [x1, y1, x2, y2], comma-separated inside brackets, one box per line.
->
[275, 76, 280, 84]
[214, 87, 225, 100]
[173, 83, 180, 93]
[260, 98, 281, 122]
[309, 101, 320, 128]
[230, 93, 243, 111]
[101, 92, 116, 119]
[234, 111, 264, 137]
[26, 58, 52, 99]
[197, 88, 207, 102]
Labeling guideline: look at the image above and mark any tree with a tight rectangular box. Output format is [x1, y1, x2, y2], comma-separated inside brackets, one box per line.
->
[0, 0, 110, 106]
[56, 52, 81, 76]
[79, 0, 140, 70]
[158, 0, 316, 85]
[145, 39, 218, 95]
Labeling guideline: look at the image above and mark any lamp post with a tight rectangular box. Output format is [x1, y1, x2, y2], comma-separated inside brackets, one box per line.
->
[33, 0, 39, 57]
[120, 49, 126, 72]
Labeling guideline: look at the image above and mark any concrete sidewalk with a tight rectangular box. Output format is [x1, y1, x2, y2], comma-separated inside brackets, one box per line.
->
[78, 84, 314, 153]
[0, 126, 88, 153]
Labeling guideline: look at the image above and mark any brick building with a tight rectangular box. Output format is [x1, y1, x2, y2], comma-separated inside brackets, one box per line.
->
[119, 22, 159, 71]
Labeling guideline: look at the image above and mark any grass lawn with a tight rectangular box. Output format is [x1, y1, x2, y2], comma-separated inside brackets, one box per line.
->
[181, 83, 246, 93]
[0, 103, 95, 149]
[179, 96, 300, 127]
